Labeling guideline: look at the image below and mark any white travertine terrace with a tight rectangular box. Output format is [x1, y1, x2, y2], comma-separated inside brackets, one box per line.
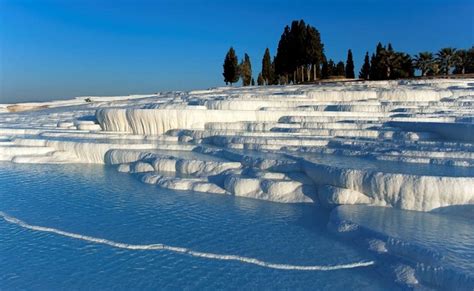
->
[1, 79, 473, 211]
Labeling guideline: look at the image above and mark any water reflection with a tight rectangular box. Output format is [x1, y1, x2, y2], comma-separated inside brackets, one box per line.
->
[335, 205, 474, 275]
[0, 162, 397, 289]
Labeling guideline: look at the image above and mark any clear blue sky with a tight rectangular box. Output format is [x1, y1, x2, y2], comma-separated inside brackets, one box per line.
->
[1, 0, 473, 103]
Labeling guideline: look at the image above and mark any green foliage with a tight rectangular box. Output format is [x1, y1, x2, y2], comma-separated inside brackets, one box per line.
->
[373, 45, 386, 79]
[222, 21, 473, 83]
[261, 48, 273, 85]
[274, 20, 324, 84]
[359, 52, 370, 80]
[436, 47, 458, 75]
[467, 47, 474, 74]
[223, 47, 240, 85]
[369, 43, 385, 80]
[270, 58, 278, 85]
[327, 59, 336, 77]
[336, 61, 345, 76]
[240, 53, 252, 86]
[274, 26, 291, 81]
[321, 59, 329, 79]
[257, 73, 264, 86]
[427, 63, 441, 76]
[392, 53, 414, 79]
[320, 57, 345, 79]
[453, 49, 474, 74]
[277, 74, 288, 85]
[369, 43, 413, 80]
[413, 52, 434, 76]
[345, 49, 355, 78]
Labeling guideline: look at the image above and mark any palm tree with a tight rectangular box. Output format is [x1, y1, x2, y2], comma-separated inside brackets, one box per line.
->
[436, 48, 458, 75]
[379, 48, 399, 79]
[413, 52, 434, 76]
[395, 53, 414, 78]
[454, 49, 469, 74]
[427, 62, 441, 76]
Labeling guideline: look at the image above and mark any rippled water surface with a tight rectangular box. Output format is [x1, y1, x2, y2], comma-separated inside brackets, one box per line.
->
[0, 162, 397, 289]
[335, 205, 474, 277]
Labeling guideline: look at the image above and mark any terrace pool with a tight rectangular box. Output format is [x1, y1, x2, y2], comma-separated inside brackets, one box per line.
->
[0, 162, 398, 289]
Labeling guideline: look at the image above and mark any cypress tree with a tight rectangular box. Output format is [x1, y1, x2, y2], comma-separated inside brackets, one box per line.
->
[257, 73, 264, 85]
[274, 26, 291, 83]
[240, 53, 252, 86]
[367, 42, 414, 80]
[383, 43, 398, 79]
[369, 43, 385, 80]
[359, 52, 370, 80]
[261, 48, 273, 85]
[303, 24, 324, 82]
[270, 58, 277, 85]
[387, 43, 394, 53]
[223, 47, 240, 85]
[345, 49, 355, 78]
[274, 20, 324, 83]
[336, 61, 345, 76]
[321, 59, 329, 79]
[295, 20, 307, 83]
[251, 78, 255, 86]
[327, 59, 336, 77]
[369, 52, 379, 80]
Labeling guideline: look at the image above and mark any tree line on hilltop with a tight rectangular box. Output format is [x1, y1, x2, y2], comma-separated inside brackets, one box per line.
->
[223, 19, 474, 86]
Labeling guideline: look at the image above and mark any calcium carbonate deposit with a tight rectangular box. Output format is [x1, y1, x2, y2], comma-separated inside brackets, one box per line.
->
[1, 79, 473, 212]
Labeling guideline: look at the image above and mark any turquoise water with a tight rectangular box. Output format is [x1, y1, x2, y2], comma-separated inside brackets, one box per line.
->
[0, 163, 399, 289]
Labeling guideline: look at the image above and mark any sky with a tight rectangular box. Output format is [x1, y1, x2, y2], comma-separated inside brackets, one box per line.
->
[0, 0, 473, 103]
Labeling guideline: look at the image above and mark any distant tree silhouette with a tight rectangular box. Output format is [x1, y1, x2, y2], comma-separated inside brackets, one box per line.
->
[369, 42, 413, 80]
[327, 59, 336, 77]
[453, 49, 469, 74]
[336, 61, 345, 76]
[392, 52, 414, 78]
[321, 58, 329, 79]
[304, 22, 324, 81]
[427, 62, 441, 76]
[359, 52, 370, 79]
[221, 21, 474, 83]
[345, 49, 355, 78]
[223, 47, 240, 85]
[466, 47, 474, 74]
[270, 58, 278, 84]
[240, 53, 252, 86]
[413, 52, 434, 76]
[274, 20, 324, 84]
[274, 25, 291, 83]
[257, 73, 264, 85]
[369, 43, 384, 80]
[436, 48, 458, 75]
[381, 43, 396, 79]
[261, 48, 273, 85]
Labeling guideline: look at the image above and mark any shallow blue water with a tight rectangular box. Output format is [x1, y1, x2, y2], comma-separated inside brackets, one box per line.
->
[0, 162, 398, 289]
[334, 205, 474, 278]
[293, 151, 474, 177]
